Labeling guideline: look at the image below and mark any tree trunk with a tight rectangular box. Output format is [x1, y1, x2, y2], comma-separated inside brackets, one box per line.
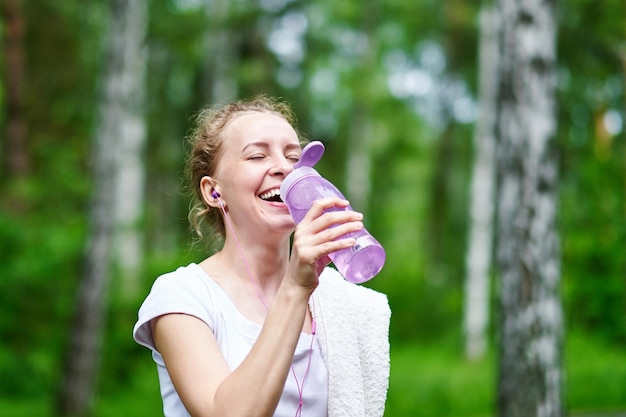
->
[494, 0, 563, 416]
[346, 104, 372, 213]
[1, 0, 29, 177]
[463, 6, 498, 361]
[427, 122, 453, 267]
[111, 0, 148, 299]
[345, 1, 380, 216]
[203, 0, 239, 104]
[57, 0, 148, 415]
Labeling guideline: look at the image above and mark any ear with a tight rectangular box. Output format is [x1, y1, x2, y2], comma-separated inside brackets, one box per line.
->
[200, 176, 222, 208]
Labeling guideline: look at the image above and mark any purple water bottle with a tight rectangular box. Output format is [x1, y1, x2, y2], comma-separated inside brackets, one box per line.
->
[280, 141, 386, 284]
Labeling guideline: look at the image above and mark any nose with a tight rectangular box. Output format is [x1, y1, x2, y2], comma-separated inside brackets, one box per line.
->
[271, 155, 294, 177]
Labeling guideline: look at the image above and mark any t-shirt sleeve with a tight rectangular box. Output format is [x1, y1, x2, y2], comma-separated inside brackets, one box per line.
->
[132, 268, 215, 352]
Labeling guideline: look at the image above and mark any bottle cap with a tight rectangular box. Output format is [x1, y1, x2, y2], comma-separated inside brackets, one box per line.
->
[294, 141, 325, 169]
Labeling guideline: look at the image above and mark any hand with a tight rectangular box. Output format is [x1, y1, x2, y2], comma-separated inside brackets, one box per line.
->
[286, 198, 364, 293]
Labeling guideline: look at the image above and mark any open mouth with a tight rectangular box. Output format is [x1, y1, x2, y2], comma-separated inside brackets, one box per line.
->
[259, 188, 283, 203]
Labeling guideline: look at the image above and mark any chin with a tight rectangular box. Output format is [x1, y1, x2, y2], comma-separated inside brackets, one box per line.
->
[274, 217, 297, 233]
[279, 219, 297, 231]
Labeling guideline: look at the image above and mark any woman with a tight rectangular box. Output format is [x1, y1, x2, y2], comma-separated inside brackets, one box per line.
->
[133, 95, 390, 417]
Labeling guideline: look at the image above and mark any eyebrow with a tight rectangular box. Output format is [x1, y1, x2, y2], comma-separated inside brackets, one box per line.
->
[241, 141, 301, 153]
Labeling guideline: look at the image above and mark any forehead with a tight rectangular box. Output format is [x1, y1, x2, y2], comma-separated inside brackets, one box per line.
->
[223, 111, 297, 144]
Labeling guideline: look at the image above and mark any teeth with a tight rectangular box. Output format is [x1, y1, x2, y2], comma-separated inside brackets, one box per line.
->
[259, 189, 281, 200]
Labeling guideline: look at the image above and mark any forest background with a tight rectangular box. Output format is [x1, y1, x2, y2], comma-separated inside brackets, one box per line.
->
[0, 0, 624, 416]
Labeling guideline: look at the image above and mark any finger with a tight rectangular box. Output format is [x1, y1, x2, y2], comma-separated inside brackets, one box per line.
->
[292, 215, 362, 254]
[306, 209, 364, 236]
[292, 224, 360, 267]
[300, 198, 351, 223]
[315, 220, 363, 244]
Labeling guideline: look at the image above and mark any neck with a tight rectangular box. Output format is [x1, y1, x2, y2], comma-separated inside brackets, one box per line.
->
[219, 231, 291, 302]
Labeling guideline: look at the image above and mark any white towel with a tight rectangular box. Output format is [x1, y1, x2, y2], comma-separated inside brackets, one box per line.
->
[312, 268, 391, 417]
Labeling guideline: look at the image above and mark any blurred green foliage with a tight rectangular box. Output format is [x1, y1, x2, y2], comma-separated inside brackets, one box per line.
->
[0, 0, 624, 415]
[1, 332, 624, 416]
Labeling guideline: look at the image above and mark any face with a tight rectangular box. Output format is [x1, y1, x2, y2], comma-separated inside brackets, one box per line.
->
[209, 112, 302, 237]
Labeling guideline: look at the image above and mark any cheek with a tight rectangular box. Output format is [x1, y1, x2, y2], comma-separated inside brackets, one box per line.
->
[221, 167, 264, 196]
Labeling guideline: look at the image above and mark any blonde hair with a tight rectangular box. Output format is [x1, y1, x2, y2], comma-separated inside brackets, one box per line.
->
[184, 95, 299, 243]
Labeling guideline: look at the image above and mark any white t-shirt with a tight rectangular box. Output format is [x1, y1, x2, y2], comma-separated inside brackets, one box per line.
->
[133, 263, 329, 417]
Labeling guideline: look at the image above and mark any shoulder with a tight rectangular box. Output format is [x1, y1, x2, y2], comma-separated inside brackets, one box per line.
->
[141, 263, 218, 316]
[149, 263, 207, 296]
[133, 263, 218, 350]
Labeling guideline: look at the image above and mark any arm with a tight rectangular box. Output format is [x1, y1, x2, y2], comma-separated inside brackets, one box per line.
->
[152, 198, 363, 417]
[152, 279, 310, 417]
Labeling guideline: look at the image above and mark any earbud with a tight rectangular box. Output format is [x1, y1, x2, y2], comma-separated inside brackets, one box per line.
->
[211, 190, 225, 208]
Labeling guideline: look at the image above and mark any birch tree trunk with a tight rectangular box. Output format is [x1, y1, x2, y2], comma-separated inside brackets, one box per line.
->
[58, 0, 148, 415]
[494, 0, 563, 416]
[463, 6, 498, 361]
[345, 3, 380, 215]
[203, 0, 239, 104]
[111, 0, 148, 299]
[346, 105, 373, 213]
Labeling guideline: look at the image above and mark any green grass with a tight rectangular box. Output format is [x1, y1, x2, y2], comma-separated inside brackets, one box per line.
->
[565, 332, 626, 413]
[385, 331, 626, 417]
[1, 331, 624, 417]
[385, 340, 494, 417]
